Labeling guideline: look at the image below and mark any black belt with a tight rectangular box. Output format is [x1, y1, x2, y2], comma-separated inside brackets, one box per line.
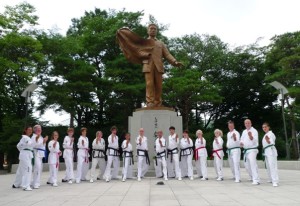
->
[107, 147, 120, 156]
[92, 149, 105, 158]
[155, 150, 166, 166]
[137, 149, 150, 165]
[179, 147, 193, 161]
[167, 148, 178, 163]
[123, 151, 134, 166]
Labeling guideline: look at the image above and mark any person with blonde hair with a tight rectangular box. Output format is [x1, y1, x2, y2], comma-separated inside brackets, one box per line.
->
[75, 127, 90, 184]
[226, 121, 241, 183]
[121, 133, 133, 182]
[194, 130, 208, 180]
[212, 129, 224, 181]
[47, 131, 61, 187]
[262, 122, 279, 187]
[31, 124, 48, 189]
[136, 128, 149, 181]
[90, 131, 106, 183]
[62, 128, 75, 184]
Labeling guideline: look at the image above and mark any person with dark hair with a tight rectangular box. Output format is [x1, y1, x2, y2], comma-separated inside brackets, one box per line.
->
[62, 128, 75, 184]
[167, 126, 182, 180]
[104, 126, 120, 182]
[12, 126, 34, 191]
[226, 121, 241, 183]
[47, 131, 61, 187]
[90, 131, 106, 183]
[262, 122, 279, 187]
[75, 127, 89, 184]
[121, 133, 133, 182]
[31, 125, 48, 189]
[194, 130, 208, 180]
[240, 119, 260, 185]
[180, 130, 194, 180]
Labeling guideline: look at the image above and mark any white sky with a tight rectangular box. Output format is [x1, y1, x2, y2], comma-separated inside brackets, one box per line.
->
[2, 0, 300, 125]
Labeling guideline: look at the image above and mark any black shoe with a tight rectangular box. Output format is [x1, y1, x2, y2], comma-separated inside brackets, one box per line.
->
[97, 178, 101, 180]
[200, 176, 203, 178]
[12, 184, 19, 188]
[46, 182, 52, 185]
[62, 179, 68, 183]
[81, 179, 87, 181]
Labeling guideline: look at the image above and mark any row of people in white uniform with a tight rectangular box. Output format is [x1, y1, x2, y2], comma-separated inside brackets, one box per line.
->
[12, 119, 279, 191]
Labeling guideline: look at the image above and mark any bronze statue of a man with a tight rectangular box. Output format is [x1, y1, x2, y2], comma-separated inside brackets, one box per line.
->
[117, 24, 183, 107]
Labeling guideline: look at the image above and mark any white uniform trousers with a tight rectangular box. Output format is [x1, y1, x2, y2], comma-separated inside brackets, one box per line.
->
[76, 156, 89, 183]
[48, 164, 58, 184]
[32, 157, 43, 187]
[265, 155, 279, 184]
[63, 157, 74, 181]
[228, 150, 241, 181]
[180, 155, 193, 178]
[90, 158, 106, 180]
[214, 156, 223, 178]
[13, 159, 32, 188]
[122, 157, 133, 180]
[155, 157, 167, 178]
[167, 153, 181, 178]
[137, 156, 149, 178]
[244, 151, 260, 183]
[195, 156, 207, 178]
[104, 156, 120, 180]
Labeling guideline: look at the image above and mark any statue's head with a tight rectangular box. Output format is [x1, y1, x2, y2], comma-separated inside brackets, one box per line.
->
[147, 24, 158, 38]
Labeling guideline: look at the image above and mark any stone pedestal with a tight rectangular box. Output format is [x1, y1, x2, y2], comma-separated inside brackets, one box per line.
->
[128, 107, 182, 170]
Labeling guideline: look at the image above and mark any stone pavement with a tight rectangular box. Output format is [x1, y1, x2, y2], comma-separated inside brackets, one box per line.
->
[1, 167, 300, 206]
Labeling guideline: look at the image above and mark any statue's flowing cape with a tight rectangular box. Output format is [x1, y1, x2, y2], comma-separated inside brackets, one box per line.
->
[116, 27, 154, 64]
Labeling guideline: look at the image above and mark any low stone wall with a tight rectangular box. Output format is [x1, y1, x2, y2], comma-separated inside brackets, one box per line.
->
[9, 160, 300, 174]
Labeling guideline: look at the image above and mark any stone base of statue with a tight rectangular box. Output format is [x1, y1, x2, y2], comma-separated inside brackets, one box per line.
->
[128, 107, 182, 170]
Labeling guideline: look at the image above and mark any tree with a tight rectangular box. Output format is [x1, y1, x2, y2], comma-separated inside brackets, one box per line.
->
[0, 2, 43, 166]
[265, 31, 300, 159]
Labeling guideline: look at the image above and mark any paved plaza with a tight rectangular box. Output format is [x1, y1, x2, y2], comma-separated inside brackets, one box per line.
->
[1, 167, 300, 206]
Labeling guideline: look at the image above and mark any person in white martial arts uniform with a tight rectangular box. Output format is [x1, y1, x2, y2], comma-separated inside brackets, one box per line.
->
[154, 130, 168, 181]
[104, 126, 120, 182]
[212, 129, 224, 181]
[121, 132, 134, 182]
[262, 122, 279, 187]
[31, 125, 48, 189]
[90, 130, 106, 183]
[12, 126, 34, 191]
[180, 130, 194, 180]
[240, 119, 260, 185]
[136, 128, 150, 181]
[194, 130, 208, 180]
[75, 127, 90, 184]
[47, 131, 62, 187]
[62, 128, 75, 184]
[226, 121, 241, 183]
[167, 126, 182, 180]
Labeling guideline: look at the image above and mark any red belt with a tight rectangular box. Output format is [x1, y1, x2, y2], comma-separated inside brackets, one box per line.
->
[211, 148, 223, 159]
[194, 147, 205, 161]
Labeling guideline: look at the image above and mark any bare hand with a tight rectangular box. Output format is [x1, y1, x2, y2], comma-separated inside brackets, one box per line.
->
[174, 61, 184, 67]
[43, 136, 48, 144]
[248, 131, 253, 140]
[240, 142, 244, 147]
[233, 133, 237, 141]
[266, 135, 271, 144]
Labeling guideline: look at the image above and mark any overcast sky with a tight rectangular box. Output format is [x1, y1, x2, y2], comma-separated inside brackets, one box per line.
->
[2, 0, 300, 125]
